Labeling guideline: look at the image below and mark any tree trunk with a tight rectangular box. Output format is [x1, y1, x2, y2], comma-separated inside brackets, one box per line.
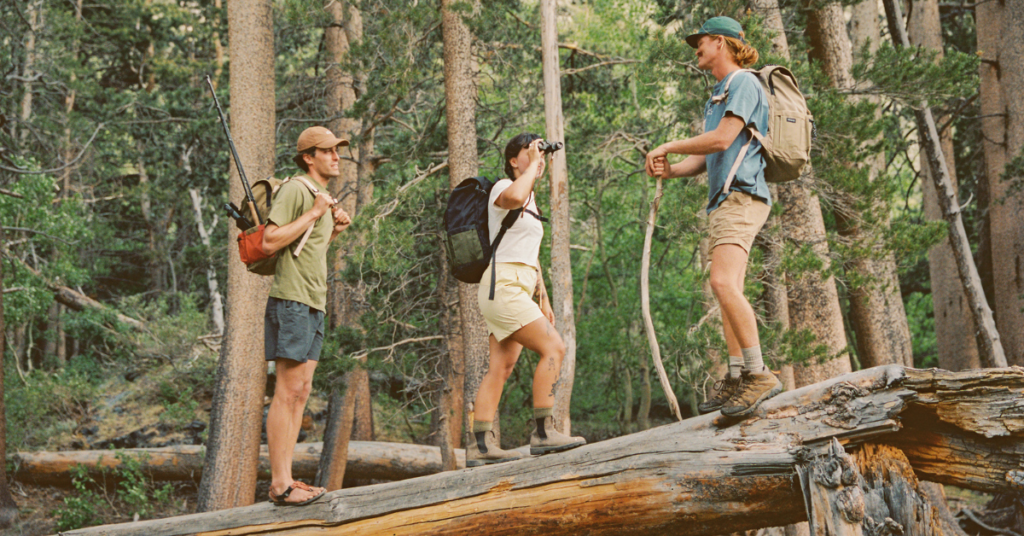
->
[882, 0, 1007, 368]
[68, 366, 1024, 536]
[800, 440, 968, 536]
[436, 246, 462, 468]
[0, 227, 19, 529]
[188, 188, 225, 336]
[19, 0, 38, 145]
[441, 0, 488, 443]
[978, 0, 1024, 367]
[777, 184, 852, 386]
[540, 0, 579, 434]
[907, 0, 981, 371]
[197, 0, 274, 512]
[13, 441, 467, 487]
[318, 0, 376, 490]
[808, 0, 913, 370]
[315, 375, 358, 491]
[137, 141, 167, 292]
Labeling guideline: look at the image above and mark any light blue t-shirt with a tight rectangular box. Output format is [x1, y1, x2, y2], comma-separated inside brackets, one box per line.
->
[703, 70, 771, 214]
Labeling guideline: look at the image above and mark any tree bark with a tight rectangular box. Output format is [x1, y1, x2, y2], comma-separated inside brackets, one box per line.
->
[800, 440, 968, 536]
[0, 227, 19, 529]
[777, 182, 852, 386]
[315, 373, 358, 491]
[19, 0, 38, 146]
[437, 246, 462, 468]
[540, 0, 579, 434]
[808, 0, 913, 370]
[67, 366, 1024, 536]
[197, 0, 274, 512]
[14, 441, 466, 487]
[441, 0, 488, 443]
[977, 0, 1024, 367]
[907, 0, 982, 371]
[188, 189, 225, 336]
[882, 0, 1007, 368]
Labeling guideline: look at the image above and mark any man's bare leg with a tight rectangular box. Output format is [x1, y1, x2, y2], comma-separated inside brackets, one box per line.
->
[710, 243, 781, 417]
[268, 358, 321, 501]
[710, 244, 759, 349]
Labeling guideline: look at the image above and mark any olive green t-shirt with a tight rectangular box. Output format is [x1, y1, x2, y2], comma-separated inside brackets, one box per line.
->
[267, 176, 333, 312]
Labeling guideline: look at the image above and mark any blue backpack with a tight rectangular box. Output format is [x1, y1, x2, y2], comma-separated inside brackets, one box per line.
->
[443, 177, 546, 299]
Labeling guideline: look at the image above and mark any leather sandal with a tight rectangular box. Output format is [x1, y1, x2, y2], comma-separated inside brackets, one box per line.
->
[268, 481, 325, 506]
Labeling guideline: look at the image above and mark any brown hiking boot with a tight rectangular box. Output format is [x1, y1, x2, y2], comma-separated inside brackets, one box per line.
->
[697, 374, 743, 414]
[530, 415, 586, 455]
[721, 368, 783, 418]
[466, 430, 524, 467]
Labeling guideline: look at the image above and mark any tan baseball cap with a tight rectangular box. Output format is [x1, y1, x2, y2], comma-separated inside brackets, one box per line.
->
[296, 126, 349, 152]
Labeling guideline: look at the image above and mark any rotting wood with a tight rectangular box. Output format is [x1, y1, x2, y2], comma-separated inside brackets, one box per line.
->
[10, 441, 466, 487]
[66, 366, 1024, 536]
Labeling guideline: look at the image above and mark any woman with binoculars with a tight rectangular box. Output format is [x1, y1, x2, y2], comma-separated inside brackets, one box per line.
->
[466, 133, 586, 467]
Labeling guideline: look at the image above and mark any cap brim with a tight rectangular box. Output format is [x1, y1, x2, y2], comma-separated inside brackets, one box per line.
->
[685, 32, 704, 48]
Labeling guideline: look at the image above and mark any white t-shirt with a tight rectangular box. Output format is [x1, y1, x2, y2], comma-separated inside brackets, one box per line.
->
[488, 179, 543, 269]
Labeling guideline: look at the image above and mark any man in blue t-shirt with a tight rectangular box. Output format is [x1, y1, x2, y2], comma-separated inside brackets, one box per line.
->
[645, 16, 782, 419]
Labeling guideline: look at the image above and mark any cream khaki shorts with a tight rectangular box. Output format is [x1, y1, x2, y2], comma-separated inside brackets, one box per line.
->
[478, 262, 544, 342]
[708, 191, 771, 254]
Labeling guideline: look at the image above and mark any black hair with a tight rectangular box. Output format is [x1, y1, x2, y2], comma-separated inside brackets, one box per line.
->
[292, 148, 317, 172]
[503, 132, 542, 180]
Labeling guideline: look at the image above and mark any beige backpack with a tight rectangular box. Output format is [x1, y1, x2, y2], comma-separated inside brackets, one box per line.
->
[713, 66, 814, 195]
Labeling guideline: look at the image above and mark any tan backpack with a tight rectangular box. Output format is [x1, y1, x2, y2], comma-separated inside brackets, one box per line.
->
[713, 66, 814, 195]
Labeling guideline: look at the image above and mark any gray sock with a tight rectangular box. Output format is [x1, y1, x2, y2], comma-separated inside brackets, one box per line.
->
[741, 346, 765, 372]
[728, 356, 743, 379]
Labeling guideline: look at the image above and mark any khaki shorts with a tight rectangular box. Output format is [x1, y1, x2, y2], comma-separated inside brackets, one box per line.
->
[708, 191, 771, 254]
[477, 262, 544, 342]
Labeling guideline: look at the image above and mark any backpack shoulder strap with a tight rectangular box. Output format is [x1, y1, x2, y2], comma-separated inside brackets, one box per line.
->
[283, 175, 321, 196]
[710, 68, 756, 105]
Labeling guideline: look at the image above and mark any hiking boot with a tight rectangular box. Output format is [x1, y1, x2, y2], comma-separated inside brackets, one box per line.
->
[466, 430, 524, 467]
[530, 415, 586, 455]
[721, 368, 783, 418]
[697, 374, 743, 414]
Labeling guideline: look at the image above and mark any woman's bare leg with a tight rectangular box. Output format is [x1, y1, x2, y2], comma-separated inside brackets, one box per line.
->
[473, 334, 523, 422]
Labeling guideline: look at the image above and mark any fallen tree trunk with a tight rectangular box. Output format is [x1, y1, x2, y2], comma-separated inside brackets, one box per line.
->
[10, 256, 144, 330]
[66, 366, 1024, 536]
[10, 441, 466, 487]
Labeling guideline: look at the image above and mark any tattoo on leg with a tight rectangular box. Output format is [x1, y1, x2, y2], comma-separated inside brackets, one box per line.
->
[549, 379, 560, 399]
[548, 356, 555, 371]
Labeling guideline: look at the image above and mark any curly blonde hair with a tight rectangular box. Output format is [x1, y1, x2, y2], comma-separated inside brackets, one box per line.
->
[721, 35, 759, 67]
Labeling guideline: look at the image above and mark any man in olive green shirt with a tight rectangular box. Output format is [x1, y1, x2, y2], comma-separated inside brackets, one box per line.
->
[261, 126, 352, 506]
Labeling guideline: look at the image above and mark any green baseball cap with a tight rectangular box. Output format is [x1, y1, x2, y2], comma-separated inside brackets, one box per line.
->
[685, 16, 746, 48]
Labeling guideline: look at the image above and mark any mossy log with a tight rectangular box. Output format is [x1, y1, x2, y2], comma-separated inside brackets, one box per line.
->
[9, 441, 464, 487]
[65, 366, 1024, 536]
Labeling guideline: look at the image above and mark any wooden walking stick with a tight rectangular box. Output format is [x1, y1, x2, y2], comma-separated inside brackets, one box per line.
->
[641, 174, 684, 422]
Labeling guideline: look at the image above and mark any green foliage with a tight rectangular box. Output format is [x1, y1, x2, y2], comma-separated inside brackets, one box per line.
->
[55, 465, 104, 531]
[54, 452, 175, 531]
[4, 358, 103, 449]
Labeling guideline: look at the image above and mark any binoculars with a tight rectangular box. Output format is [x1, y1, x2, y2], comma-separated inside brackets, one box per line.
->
[537, 141, 564, 154]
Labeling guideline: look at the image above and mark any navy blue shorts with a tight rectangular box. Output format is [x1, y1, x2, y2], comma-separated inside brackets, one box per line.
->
[264, 297, 325, 363]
